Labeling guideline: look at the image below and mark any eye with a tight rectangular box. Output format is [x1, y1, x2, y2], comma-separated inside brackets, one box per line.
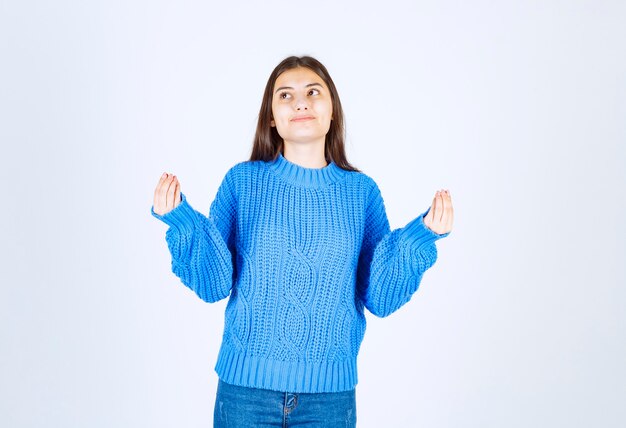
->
[278, 91, 291, 100]
[308, 88, 320, 96]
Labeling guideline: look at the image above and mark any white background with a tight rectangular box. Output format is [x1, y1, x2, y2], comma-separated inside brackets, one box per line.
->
[1, 1, 624, 427]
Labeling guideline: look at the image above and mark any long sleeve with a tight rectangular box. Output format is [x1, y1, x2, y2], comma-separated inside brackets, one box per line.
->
[151, 170, 237, 303]
[356, 182, 450, 317]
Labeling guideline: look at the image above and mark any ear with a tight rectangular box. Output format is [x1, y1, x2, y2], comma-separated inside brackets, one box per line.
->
[270, 119, 275, 127]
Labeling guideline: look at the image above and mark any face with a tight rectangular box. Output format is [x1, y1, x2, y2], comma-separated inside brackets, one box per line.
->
[270, 67, 333, 146]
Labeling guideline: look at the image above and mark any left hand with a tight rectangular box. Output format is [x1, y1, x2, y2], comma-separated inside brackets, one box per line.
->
[423, 189, 454, 235]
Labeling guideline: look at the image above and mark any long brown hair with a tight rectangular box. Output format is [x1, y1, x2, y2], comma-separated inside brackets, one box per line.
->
[249, 55, 361, 172]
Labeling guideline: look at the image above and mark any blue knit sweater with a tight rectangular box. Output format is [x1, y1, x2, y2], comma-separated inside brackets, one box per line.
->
[151, 152, 449, 393]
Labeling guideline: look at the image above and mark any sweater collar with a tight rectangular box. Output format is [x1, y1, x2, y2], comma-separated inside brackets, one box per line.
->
[267, 152, 347, 188]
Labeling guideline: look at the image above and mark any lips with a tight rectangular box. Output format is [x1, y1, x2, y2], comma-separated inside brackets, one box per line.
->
[291, 115, 315, 122]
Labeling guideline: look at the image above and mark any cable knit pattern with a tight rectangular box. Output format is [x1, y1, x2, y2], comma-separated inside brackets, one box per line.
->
[151, 152, 449, 393]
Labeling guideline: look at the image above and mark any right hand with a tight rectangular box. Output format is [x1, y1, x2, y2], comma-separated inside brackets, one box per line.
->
[153, 172, 182, 216]
[423, 189, 453, 235]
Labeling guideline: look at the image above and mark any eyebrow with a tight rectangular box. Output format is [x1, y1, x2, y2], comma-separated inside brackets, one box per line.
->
[274, 82, 323, 94]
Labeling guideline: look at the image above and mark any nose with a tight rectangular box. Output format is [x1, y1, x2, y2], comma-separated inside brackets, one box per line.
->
[294, 94, 310, 110]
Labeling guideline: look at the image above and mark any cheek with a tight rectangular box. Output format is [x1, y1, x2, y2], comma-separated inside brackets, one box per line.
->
[318, 103, 333, 122]
[271, 108, 289, 134]
[272, 104, 288, 122]
[318, 101, 333, 117]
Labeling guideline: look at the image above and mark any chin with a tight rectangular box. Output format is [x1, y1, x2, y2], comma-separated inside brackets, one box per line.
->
[283, 132, 324, 143]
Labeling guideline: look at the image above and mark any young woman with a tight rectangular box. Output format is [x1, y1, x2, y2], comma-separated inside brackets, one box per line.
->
[151, 55, 454, 427]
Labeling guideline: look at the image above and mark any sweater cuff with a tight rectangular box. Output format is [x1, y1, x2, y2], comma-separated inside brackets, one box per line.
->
[400, 206, 450, 250]
[151, 192, 197, 233]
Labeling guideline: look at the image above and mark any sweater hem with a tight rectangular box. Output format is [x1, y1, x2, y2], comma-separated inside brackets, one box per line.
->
[400, 207, 450, 250]
[214, 345, 358, 393]
[151, 192, 196, 233]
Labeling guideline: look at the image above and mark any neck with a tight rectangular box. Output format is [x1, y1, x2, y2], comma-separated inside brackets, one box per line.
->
[282, 140, 327, 168]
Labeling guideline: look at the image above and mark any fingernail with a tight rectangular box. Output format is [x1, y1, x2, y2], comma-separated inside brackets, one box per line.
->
[162, 172, 167, 178]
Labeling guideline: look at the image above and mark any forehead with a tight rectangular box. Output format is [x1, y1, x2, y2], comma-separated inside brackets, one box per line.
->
[274, 67, 326, 89]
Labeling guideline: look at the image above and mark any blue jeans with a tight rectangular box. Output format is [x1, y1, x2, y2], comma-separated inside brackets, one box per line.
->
[213, 379, 357, 427]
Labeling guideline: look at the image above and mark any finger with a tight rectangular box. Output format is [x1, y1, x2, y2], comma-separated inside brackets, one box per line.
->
[439, 190, 447, 226]
[155, 173, 171, 210]
[447, 192, 454, 231]
[160, 174, 175, 209]
[441, 190, 453, 230]
[166, 176, 177, 210]
[174, 179, 181, 207]
[448, 206, 454, 231]
[434, 191, 442, 224]
[441, 189, 450, 219]
[154, 172, 168, 200]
